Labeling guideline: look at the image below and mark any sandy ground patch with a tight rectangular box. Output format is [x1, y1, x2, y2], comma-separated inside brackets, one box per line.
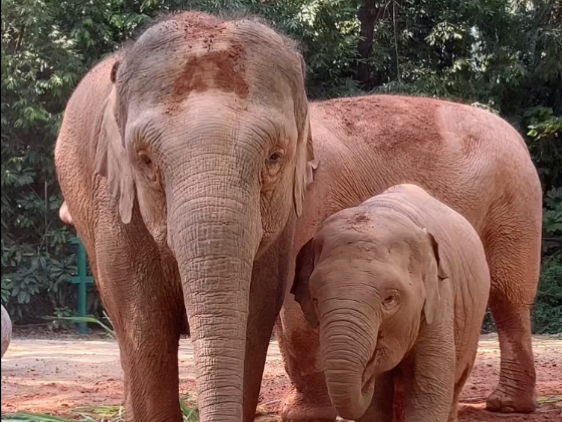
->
[1, 333, 560, 421]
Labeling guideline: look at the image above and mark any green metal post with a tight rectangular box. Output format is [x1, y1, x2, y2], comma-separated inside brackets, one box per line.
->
[70, 237, 93, 335]
[77, 240, 87, 334]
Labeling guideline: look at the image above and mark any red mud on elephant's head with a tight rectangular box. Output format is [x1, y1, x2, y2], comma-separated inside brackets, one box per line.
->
[171, 42, 249, 104]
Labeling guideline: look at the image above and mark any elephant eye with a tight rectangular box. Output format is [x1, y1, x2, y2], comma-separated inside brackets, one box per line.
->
[137, 150, 159, 183]
[383, 292, 399, 310]
[267, 151, 282, 166]
[263, 149, 284, 182]
[139, 152, 152, 166]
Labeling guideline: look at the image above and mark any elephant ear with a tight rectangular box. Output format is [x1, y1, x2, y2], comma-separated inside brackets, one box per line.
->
[94, 63, 135, 224]
[59, 201, 73, 226]
[293, 56, 317, 217]
[422, 228, 448, 325]
[290, 238, 319, 328]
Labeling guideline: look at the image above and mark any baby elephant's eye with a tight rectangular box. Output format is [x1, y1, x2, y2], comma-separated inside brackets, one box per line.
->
[383, 293, 399, 310]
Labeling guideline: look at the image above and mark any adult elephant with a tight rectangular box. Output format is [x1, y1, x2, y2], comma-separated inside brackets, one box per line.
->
[55, 12, 313, 422]
[55, 10, 541, 422]
[278, 95, 542, 420]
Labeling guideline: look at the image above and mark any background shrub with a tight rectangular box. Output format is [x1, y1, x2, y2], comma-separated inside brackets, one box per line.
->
[1, 0, 560, 332]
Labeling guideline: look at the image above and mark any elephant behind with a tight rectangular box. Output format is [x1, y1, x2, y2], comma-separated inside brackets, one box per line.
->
[1, 304, 12, 358]
[278, 94, 542, 421]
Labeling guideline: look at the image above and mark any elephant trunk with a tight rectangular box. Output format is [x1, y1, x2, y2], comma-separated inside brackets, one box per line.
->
[320, 305, 379, 420]
[168, 168, 262, 421]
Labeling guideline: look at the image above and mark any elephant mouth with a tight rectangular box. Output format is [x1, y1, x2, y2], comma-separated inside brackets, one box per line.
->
[361, 352, 378, 393]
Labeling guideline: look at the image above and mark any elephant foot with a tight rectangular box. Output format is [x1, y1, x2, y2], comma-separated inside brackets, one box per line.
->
[281, 384, 336, 422]
[486, 386, 536, 413]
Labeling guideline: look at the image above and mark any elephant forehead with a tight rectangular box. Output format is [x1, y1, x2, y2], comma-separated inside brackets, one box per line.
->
[170, 41, 249, 103]
[124, 17, 300, 109]
[316, 215, 422, 264]
[310, 258, 404, 299]
[316, 231, 390, 263]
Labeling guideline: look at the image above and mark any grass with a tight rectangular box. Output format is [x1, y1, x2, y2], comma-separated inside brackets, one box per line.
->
[1, 397, 198, 422]
[49, 313, 117, 339]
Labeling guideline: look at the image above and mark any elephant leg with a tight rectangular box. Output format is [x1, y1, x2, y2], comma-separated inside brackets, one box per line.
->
[243, 219, 296, 422]
[121, 351, 134, 421]
[401, 319, 455, 422]
[447, 365, 473, 422]
[94, 234, 184, 422]
[484, 230, 539, 413]
[277, 296, 336, 422]
[356, 371, 395, 422]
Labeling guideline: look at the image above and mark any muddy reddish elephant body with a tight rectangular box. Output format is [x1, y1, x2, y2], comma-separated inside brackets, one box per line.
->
[56, 13, 313, 422]
[290, 184, 490, 422]
[55, 11, 541, 422]
[278, 95, 541, 420]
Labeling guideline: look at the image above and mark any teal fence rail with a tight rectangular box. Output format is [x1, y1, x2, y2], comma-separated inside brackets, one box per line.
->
[70, 236, 93, 334]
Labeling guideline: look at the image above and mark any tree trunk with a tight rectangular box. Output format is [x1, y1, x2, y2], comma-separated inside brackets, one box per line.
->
[356, 0, 382, 88]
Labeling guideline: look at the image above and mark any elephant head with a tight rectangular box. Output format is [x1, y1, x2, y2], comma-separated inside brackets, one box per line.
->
[291, 208, 447, 419]
[94, 12, 314, 421]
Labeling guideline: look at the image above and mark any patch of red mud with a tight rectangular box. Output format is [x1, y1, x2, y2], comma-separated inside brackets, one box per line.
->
[171, 42, 248, 102]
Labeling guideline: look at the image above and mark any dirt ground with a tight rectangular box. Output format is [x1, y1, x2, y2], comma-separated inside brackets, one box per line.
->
[1, 333, 560, 421]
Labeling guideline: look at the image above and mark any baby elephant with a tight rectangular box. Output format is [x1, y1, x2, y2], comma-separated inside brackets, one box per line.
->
[291, 184, 490, 422]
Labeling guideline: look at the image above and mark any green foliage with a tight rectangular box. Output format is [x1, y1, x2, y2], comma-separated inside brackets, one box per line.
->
[1, 0, 560, 332]
[543, 187, 562, 259]
[47, 306, 76, 330]
[532, 257, 562, 334]
[53, 313, 117, 338]
[525, 107, 562, 192]
[544, 187, 562, 237]
[1, 0, 154, 322]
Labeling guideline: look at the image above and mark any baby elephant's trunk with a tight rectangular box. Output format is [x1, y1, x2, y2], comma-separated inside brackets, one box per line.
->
[320, 305, 379, 419]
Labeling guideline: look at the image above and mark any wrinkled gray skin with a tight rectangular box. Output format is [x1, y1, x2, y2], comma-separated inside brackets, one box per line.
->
[292, 184, 490, 422]
[1, 304, 12, 358]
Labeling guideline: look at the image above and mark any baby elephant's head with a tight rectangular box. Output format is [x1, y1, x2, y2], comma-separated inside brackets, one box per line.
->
[290, 209, 447, 419]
